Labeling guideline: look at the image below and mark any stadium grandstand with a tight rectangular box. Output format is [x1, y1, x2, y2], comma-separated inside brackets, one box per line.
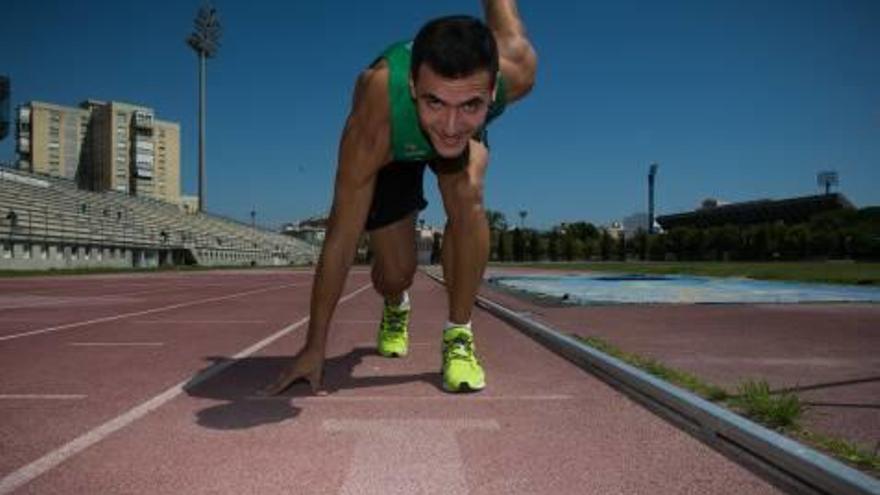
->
[656, 193, 855, 230]
[0, 168, 317, 270]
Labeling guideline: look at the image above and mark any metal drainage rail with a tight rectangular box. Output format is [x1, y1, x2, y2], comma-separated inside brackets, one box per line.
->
[423, 271, 880, 495]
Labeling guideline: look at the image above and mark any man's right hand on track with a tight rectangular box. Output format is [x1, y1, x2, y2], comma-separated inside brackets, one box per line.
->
[260, 346, 326, 396]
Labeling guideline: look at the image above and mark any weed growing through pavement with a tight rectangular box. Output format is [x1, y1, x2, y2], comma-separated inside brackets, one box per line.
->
[727, 379, 803, 430]
[574, 334, 880, 475]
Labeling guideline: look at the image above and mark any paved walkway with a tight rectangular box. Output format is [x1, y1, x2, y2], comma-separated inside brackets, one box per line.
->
[0, 269, 781, 493]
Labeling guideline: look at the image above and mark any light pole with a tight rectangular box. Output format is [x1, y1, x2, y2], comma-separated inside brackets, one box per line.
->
[250, 207, 256, 265]
[187, 2, 221, 213]
[519, 210, 527, 229]
[817, 171, 838, 195]
[648, 163, 658, 235]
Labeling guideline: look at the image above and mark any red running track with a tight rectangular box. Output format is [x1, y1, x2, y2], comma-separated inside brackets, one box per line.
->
[481, 266, 880, 450]
[0, 269, 780, 494]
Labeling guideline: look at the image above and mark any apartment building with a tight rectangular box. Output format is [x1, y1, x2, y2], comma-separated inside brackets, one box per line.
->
[16, 101, 90, 181]
[16, 100, 180, 205]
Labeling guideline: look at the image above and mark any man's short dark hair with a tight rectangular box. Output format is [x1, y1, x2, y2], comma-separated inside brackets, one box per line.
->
[411, 15, 498, 84]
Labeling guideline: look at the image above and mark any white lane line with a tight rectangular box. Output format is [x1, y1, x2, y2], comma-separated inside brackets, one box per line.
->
[0, 283, 298, 343]
[247, 394, 574, 402]
[0, 395, 87, 401]
[131, 320, 267, 325]
[69, 342, 164, 347]
[0, 281, 372, 495]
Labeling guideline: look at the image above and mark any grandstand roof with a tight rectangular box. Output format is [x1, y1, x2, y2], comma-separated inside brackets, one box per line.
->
[656, 193, 855, 230]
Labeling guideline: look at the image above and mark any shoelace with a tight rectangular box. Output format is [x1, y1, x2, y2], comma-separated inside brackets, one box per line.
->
[382, 307, 407, 333]
[444, 336, 474, 361]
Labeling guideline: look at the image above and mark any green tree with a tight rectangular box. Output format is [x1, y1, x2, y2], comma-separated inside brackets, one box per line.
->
[498, 230, 514, 261]
[512, 228, 525, 261]
[782, 224, 810, 259]
[485, 209, 508, 261]
[632, 229, 648, 260]
[583, 238, 597, 260]
[548, 231, 560, 261]
[599, 230, 612, 261]
[616, 233, 626, 261]
[485, 209, 508, 232]
[682, 227, 704, 260]
[666, 228, 687, 260]
[648, 233, 666, 261]
[530, 232, 547, 261]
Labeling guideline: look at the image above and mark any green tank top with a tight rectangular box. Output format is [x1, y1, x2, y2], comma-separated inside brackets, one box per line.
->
[378, 41, 507, 162]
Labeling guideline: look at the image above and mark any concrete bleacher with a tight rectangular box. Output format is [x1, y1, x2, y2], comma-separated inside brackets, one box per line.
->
[0, 168, 318, 270]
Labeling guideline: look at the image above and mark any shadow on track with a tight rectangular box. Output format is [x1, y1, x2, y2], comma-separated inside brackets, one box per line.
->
[184, 347, 442, 430]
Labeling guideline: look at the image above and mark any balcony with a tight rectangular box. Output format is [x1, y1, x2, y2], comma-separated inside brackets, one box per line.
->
[133, 110, 154, 130]
[17, 137, 29, 153]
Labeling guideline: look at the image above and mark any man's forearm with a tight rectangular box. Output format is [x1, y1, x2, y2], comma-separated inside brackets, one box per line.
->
[481, 0, 527, 38]
[303, 219, 361, 354]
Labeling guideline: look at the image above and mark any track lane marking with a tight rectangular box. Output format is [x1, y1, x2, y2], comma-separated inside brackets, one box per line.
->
[69, 342, 164, 347]
[0, 283, 299, 343]
[131, 319, 267, 325]
[0, 281, 372, 495]
[0, 395, 87, 401]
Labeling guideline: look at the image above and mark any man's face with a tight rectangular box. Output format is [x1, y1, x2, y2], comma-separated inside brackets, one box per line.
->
[411, 65, 494, 159]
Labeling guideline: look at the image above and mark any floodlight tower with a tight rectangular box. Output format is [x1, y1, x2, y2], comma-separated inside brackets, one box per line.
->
[817, 171, 839, 195]
[648, 163, 658, 234]
[0, 76, 9, 142]
[187, 2, 221, 213]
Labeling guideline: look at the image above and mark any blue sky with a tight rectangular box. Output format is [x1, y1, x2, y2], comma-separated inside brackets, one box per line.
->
[2, 0, 878, 230]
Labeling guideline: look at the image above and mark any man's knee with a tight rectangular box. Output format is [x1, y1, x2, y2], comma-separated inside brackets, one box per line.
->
[371, 259, 417, 294]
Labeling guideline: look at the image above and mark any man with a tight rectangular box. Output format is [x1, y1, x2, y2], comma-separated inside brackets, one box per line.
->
[265, 0, 536, 394]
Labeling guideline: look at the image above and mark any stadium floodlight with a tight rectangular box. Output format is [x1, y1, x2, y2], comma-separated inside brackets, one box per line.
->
[187, 2, 222, 213]
[0, 76, 9, 141]
[817, 171, 838, 195]
[648, 163, 658, 234]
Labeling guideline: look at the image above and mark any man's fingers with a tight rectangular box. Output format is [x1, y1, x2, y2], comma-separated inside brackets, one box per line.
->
[306, 368, 325, 395]
[260, 364, 324, 396]
[258, 371, 301, 396]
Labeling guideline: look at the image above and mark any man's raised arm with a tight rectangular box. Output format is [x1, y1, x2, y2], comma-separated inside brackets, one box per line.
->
[482, 0, 537, 103]
[262, 67, 391, 395]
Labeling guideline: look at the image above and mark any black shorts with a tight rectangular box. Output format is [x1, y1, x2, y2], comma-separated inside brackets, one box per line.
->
[364, 141, 475, 231]
[365, 161, 428, 231]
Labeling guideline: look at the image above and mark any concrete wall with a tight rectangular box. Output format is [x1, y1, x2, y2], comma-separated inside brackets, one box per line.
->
[0, 241, 165, 270]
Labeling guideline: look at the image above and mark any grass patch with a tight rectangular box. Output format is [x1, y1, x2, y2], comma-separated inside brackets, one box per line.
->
[728, 379, 804, 430]
[573, 334, 880, 475]
[576, 336, 728, 401]
[797, 431, 880, 474]
[503, 261, 880, 286]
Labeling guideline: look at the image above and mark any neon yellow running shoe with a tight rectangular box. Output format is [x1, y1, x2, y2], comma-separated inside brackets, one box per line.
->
[377, 302, 410, 358]
[442, 326, 485, 392]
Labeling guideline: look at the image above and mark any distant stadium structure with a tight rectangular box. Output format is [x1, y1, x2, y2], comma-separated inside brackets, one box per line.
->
[283, 214, 327, 246]
[0, 168, 316, 270]
[657, 193, 855, 230]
